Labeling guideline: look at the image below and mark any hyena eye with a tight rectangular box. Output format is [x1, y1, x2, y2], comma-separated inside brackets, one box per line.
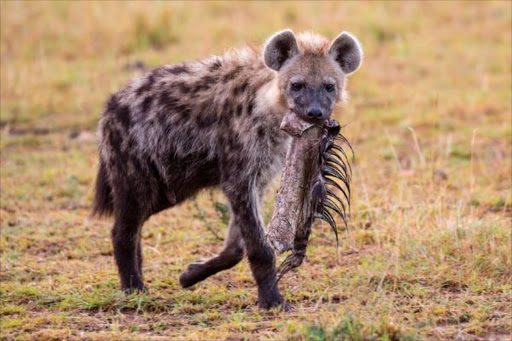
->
[291, 82, 304, 91]
[325, 84, 335, 92]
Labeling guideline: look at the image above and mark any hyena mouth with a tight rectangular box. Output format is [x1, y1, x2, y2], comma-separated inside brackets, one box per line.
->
[267, 111, 354, 282]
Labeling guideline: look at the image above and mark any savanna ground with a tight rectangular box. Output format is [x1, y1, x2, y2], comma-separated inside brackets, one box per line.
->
[0, 1, 511, 340]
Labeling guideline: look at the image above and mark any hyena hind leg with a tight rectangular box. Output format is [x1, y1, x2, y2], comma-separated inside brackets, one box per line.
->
[179, 218, 244, 288]
[111, 196, 147, 293]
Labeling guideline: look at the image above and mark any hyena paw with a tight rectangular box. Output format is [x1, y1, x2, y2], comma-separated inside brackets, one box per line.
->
[179, 259, 207, 288]
[122, 282, 147, 294]
[258, 289, 287, 311]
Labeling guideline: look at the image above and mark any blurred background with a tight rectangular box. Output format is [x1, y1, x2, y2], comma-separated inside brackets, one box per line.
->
[1, 1, 510, 340]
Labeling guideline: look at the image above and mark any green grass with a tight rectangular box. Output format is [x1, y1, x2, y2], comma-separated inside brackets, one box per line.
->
[1, 1, 511, 340]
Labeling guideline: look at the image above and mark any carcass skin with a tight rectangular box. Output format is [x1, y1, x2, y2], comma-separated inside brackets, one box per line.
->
[266, 111, 321, 254]
[266, 111, 351, 281]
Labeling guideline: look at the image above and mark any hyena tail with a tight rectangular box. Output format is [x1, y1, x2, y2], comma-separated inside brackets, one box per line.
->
[91, 161, 114, 217]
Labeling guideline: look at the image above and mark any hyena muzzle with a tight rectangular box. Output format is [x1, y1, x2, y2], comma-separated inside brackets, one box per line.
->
[92, 29, 362, 309]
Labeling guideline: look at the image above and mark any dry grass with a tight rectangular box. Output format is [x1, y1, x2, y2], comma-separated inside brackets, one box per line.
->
[1, 1, 511, 340]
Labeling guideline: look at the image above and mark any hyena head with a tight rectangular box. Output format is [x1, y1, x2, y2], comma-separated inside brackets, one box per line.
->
[263, 30, 362, 123]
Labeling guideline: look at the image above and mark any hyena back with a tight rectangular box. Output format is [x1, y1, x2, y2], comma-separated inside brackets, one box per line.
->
[93, 29, 362, 309]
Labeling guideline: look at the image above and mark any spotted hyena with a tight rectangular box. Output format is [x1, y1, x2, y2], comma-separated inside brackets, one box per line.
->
[92, 29, 362, 309]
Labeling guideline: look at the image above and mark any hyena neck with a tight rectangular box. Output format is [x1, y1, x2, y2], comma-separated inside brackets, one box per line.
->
[221, 46, 288, 120]
[255, 73, 288, 122]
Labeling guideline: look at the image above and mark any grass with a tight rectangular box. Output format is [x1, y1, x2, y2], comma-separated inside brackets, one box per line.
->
[1, 1, 511, 340]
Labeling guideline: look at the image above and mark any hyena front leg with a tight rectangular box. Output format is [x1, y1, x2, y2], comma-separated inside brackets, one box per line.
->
[179, 217, 244, 288]
[223, 181, 284, 310]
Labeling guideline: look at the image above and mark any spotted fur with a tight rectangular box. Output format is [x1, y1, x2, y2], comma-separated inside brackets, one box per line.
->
[92, 29, 362, 309]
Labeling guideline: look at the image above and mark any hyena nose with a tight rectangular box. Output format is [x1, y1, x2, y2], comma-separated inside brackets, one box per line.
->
[307, 108, 324, 119]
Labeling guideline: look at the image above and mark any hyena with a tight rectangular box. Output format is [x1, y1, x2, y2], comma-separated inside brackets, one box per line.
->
[92, 29, 362, 309]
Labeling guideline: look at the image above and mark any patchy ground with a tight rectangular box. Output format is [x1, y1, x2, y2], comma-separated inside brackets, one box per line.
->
[1, 1, 510, 340]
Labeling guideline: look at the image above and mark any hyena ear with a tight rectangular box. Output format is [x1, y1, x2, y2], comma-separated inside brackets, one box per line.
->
[263, 29, 300, 71]
[328, 32, 363, 74]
